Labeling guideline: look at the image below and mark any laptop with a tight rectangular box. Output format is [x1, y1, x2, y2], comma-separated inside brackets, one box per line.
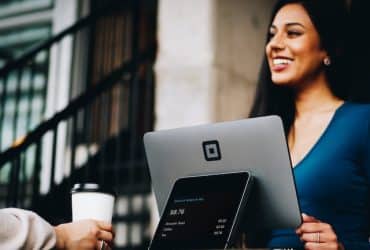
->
[144, 115, 302, 231]
[148, 172, 253, 250]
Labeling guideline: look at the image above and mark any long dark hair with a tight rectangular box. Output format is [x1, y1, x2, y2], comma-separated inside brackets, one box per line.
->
[249, 0, 350, 133]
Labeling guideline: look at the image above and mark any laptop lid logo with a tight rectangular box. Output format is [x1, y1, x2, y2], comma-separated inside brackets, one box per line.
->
[202, 140, 222, 161]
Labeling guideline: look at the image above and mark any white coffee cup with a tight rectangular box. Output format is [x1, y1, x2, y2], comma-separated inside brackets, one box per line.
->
[71, 183, 116, 223]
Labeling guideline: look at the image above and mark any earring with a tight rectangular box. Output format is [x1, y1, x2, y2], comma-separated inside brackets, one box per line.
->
[323, 57, 331, 66]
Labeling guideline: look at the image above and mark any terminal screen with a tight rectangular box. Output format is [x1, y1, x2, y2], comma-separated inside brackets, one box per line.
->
[149, 172, 250, 250]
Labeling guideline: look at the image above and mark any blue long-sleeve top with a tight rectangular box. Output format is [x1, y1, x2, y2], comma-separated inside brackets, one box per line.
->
[268, 102, 370, 250]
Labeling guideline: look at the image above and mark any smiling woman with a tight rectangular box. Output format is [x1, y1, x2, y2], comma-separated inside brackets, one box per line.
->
[249, 0, 370, 249]
[266, 4, 327, 87]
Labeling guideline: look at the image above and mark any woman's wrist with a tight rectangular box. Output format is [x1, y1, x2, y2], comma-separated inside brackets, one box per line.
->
[54, 225, 66, 249]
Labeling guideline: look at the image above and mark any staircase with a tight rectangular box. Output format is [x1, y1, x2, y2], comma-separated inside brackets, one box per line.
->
[0, 0, 157, 249]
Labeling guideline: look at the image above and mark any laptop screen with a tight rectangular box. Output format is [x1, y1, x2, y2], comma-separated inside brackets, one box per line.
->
[149, 172, 252, 250]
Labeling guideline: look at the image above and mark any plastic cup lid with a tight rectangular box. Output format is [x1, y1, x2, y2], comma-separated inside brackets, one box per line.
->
[71, 183, 116, 196]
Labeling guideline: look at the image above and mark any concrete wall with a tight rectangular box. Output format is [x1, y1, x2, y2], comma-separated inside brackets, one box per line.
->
[155, 0, 275, 130]
[155, 0, 216, 130]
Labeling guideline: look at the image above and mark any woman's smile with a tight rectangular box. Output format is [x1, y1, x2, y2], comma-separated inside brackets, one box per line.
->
[271, 57, 294, 72]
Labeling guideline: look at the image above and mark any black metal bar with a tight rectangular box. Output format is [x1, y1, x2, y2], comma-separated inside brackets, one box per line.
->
[76, 19, 93, 177]
[95, 15, 108, 182]
[25, 60, 36, 132]
[99, 93, 107, 185]
[31, 141, 42, 206]
[0, 74, 10, 146]
[7, 156, 21, 207]
[103, 92, 109, 184]
[19, 151, 27, 208]
[122, 13, 128, 61]
[84, 15, 107, 183]
[12, 68, 23, 142]
[103, 15, 115, 179]
[143, 63, 155, 145]
[49, 128, 58, 191]
[5, 164, 12, 206]
[106, 90, 113, 160]
[24, 57, 41, 203]
[40, 50, 51, 118]
[114, 82, 124, 189]
[0, 48, 155, 168]
[84, 12, 97, 94]
[84, 103, 92, 182]
[85, 104, 92, 181]
[131, 1, 140, 60]
[128, 72, 139, 184]
[127, 72, 140, 246]
[70, 113, 78, 185]
[129, 1, 141, 178]
[111, 10, 118, 69]
[114, 14, 132, 194]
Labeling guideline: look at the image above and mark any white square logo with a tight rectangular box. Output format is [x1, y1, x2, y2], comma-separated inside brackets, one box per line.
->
[202, 140, 221, 161]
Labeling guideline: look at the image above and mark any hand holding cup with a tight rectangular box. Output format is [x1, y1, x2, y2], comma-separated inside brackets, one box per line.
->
[68, 183, 116, 249]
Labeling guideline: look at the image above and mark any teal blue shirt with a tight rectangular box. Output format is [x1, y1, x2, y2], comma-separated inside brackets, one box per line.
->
[268, 102, 370, 249]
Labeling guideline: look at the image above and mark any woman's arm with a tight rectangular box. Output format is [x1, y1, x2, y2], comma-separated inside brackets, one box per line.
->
[0, 208, 56, 249]
[0, 208, 114, 250]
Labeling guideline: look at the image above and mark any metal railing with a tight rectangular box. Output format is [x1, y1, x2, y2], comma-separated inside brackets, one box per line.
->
[0, 1, 157, 249]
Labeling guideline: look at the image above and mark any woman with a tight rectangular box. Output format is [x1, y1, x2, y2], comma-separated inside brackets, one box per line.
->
[250, 0, 370, 249]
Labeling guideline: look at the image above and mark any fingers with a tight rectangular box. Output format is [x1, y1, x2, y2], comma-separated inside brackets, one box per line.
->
[303, 241, 320, 249]
[96, 221, 113, 232]
[296, 222, 321, 235]
[300, 231, 337, 243]
[300, 232, 319, 243]
[300, 232, 324, 243]
[302, 213, 320, 222]
[96, 230, 114, 242]
[95, 221, 114, 243]
[297, 221, 332, 234]
[296, 214, 327, 234]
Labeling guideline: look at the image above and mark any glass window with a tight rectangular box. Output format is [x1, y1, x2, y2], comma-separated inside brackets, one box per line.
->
[0, 0, 54, 19]
[0, 24, 51, 151]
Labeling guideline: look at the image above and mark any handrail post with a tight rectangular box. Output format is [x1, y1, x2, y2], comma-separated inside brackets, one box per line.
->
[49, 128, 58, 191]
[7, 156, 21, 207]
[31, 141, 42, 208]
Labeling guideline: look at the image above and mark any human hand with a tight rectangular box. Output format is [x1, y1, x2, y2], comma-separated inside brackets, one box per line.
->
[54, 219, 114, 250]
[295, 213, 344, 250]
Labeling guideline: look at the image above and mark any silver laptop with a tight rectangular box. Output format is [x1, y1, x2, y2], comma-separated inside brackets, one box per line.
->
[144, 115, 302, 230]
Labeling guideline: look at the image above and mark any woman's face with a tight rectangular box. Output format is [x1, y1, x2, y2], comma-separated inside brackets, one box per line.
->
[266, 3, 327, 86]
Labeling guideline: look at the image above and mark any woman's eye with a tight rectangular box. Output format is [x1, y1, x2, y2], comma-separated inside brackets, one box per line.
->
[287, 31, 302, 37]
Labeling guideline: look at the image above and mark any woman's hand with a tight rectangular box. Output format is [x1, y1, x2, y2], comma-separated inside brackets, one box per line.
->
[296, 213, 344, 250]
[54, 219, 114, 249]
